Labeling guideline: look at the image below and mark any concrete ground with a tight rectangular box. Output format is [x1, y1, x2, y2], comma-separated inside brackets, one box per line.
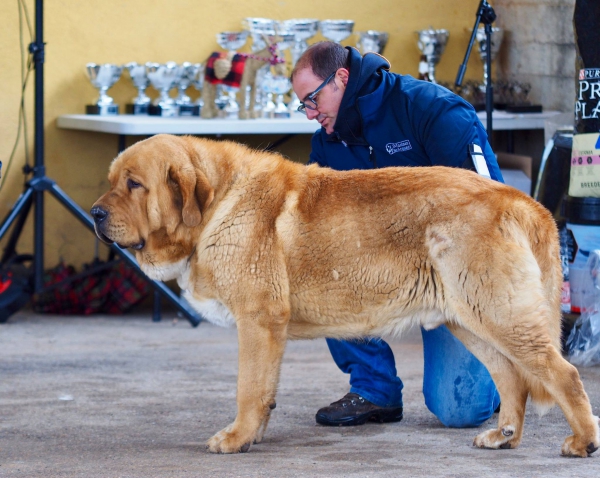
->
[1, 309, 599, 478]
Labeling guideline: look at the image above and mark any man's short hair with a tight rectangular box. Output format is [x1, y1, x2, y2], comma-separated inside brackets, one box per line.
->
[291, 41, 350, 82]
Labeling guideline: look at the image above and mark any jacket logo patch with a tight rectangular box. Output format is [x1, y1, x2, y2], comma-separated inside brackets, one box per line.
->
[386, 140, 412, 154]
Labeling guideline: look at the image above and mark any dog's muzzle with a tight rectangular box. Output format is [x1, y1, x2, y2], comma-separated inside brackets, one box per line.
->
[90, 205, 145, 250]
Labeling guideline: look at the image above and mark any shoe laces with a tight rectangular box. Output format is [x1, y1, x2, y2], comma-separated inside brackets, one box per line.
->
[337, 393, 366, 408]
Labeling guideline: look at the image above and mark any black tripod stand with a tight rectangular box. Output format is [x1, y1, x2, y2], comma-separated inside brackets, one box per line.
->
[0, 0, 200, 326]
[455, 0, 497, 148]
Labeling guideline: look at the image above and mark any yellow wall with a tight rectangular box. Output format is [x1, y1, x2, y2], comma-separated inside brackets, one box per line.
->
[0, 0, 487, 268]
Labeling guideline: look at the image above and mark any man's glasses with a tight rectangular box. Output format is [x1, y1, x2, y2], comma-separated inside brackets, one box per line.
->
[297, 71, 336, 115]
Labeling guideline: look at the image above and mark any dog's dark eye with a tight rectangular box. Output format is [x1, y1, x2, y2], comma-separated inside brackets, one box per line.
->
[127, 178, 142, 190]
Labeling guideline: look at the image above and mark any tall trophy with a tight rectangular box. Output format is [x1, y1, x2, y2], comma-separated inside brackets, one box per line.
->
[124, 62, 150, 115]
[175, 62, 199, 116]
[85, 63, 122, 115]
[216, 31, 249, 119]
[282, 18, 320, 113]
[476, 26, 503, 90]
[146, 61, 180, 117]
[356, 30, 389, 55]
[320, 20, 355, 43]
[416, 28, 449, 84]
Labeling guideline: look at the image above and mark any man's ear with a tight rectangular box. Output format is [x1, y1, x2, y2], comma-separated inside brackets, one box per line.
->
[169, 165, 214, 228]
[336, 68, 350, 87]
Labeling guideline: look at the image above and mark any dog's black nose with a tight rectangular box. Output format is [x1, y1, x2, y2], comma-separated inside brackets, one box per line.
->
[90, 206, 108, 224]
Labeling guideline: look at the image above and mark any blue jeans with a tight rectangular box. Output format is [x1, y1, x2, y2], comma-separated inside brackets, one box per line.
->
[326, 325, 500, 428]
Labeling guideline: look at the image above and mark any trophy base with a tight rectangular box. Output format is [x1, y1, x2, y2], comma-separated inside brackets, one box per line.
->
[148, 105, 179, 117]
[273, 110, 291, 119]
[86, 104, 119, 115]
[178, 104, 200, 117]
[125, 104, 149, 115]
[505, 104, 543, 113]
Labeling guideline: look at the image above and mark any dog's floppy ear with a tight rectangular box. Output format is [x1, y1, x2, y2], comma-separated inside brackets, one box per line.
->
[168, 165, 214, 228]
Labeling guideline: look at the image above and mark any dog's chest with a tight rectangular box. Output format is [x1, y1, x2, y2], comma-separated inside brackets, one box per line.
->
[183, 291, 236, 328]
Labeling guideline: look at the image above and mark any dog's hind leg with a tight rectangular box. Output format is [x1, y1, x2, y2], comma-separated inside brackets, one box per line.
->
[453, 313, 598, 457]
[446, 324, 528, 450]
[500, 325, 599, 457]
[206, 316, 288, 454]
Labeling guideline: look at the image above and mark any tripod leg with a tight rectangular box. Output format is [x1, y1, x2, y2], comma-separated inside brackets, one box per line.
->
[47, 182, 202, 327]
[0, 188, 34, 263]
[153, 290, 161, 322]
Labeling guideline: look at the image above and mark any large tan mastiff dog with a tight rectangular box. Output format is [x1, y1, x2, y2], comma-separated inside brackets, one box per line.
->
[91, 134, 599, 456]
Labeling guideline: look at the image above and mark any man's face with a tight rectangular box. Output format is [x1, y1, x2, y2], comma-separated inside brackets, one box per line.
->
[292, 67, 348, 135]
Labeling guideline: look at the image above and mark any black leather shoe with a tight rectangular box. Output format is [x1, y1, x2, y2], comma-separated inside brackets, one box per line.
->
[315, 393, 403, 426]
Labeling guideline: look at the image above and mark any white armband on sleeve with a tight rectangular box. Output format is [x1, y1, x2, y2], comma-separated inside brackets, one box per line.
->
[469, 144, 491, 180]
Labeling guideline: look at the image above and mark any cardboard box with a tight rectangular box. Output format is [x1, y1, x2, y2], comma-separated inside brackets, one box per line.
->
[496, 153, 533, 196]
[496, 152, 532, 179]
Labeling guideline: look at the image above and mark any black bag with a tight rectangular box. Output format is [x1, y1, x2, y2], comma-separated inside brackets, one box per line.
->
[0, 255, 33, 323]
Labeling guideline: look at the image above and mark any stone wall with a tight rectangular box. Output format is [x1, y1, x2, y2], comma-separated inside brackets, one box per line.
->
[494, 0, 576, 113]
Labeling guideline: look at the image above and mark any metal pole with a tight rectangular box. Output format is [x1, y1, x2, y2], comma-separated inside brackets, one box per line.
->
[31, 0, 46, 293]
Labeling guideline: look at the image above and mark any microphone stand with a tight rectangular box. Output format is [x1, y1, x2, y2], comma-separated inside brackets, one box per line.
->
[455, 0, 497, 148]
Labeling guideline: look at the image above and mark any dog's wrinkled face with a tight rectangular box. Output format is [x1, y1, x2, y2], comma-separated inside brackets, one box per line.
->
[91, 135, 214, 277]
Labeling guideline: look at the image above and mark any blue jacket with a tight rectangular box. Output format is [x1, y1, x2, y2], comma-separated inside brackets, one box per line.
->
[309, 47, 503, 183]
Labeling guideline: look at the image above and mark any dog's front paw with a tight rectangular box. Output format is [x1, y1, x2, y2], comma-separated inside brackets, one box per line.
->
[206, 425, 253, 454]
[473, 426, 520, 450]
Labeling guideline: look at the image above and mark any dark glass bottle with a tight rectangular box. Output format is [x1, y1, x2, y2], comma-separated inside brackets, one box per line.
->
[574, 0, 600, 134]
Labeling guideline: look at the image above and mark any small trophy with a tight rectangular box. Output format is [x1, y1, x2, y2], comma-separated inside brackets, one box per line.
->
[320, 20, 355, 43]
[124, 62, 150, 115]
[85, 63, 122, 115]
[356, 30, 389, 55]
[416, 28, 449, 84]
[260, 72, 277, 118]
[476, 26, 503, 90]
[175, 62, 200, 116]
[146, 61, 180, 117]
[272, 76, 292, 119]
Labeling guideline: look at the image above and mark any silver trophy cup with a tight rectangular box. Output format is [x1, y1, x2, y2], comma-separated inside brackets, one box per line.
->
[124, 62, 150, 115]
[243, 18, 279, 51]
[272, 75, 292, 119]
[175, 62, 200, 116]
[476, 27, 504, 88]
[320, 20, 355, 43]
[85, 63, 123, 115]
[146, 61, 180, 117]
[282, 19, 319, 65]
[356, 30, 389, 55]
[416, 28, 449, 84]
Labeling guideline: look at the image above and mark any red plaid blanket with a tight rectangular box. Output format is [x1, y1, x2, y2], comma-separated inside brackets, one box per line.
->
[205, 51, 247, 88]
[34, 260, 150, 315]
